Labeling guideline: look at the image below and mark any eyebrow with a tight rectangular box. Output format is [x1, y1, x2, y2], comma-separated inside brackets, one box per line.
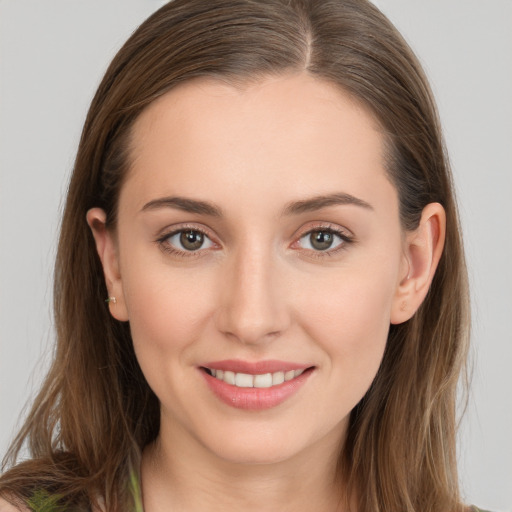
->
[140, 191, 373, 217]
[141, 196, 223, 217]
[282, 192, 373, 215]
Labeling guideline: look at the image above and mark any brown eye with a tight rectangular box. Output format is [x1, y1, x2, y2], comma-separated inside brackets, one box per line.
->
[180, 230, 205, 250]
[298, 229, 346, 252]
[164, 229, 214, 252]
[310, 231, 334, 250]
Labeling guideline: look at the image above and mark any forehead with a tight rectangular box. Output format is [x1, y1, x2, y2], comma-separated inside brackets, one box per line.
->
[122, 73, 395, 216]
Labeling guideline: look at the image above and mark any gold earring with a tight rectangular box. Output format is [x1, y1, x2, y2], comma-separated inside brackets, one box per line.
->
[105, 297, 117, 304]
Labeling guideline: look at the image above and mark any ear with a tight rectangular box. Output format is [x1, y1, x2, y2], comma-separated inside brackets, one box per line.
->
[390, 202, 446, 324]
[86, 208, 129, 321]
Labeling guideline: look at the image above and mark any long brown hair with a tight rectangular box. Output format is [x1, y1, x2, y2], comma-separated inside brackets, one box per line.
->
[1, 1, 469, 511]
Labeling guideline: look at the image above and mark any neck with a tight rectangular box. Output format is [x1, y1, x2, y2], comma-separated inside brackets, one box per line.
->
[140, 417, 349, 512]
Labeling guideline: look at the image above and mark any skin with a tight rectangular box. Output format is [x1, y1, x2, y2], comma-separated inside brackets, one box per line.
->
[87, 73, 445, 512]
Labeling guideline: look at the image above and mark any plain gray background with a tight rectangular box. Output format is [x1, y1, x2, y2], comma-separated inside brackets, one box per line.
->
[1, 1, 511, 510]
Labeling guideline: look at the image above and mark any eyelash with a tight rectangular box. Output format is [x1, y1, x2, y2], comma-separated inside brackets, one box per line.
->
[156, 224, 216, 259]
[295, 225, 354, 258]
[155, 223, 354, 259]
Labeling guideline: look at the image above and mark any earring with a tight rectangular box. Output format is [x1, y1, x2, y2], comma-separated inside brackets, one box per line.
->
[105, 297, 117, 304]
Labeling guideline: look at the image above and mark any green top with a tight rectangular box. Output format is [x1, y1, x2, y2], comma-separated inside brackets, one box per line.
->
[25, 469, 143, 512]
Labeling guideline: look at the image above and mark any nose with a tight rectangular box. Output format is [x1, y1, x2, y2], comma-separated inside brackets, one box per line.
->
[215, 245, 290, 346]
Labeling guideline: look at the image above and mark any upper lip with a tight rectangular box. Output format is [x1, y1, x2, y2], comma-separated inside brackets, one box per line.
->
[201, 359, 313, 374]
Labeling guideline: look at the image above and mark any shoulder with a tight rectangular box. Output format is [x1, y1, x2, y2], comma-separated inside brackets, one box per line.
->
[0, 497, 29, 512]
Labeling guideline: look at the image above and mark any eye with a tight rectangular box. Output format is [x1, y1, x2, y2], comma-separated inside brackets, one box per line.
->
[298, 229, 347, 252]
[165, 229, 214, 252]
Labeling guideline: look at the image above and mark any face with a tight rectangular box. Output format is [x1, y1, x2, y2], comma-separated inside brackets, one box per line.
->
[93, 74, 413, 466]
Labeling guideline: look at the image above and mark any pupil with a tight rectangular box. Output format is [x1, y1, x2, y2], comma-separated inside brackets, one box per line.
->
[180, 230, 204, 250]
[310, 231, 333, 250]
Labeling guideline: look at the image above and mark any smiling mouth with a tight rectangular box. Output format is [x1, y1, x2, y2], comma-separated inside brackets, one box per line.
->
[202, 367, 312, 389]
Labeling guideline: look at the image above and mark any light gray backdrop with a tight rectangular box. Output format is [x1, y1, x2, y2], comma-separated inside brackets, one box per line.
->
[1, 1, 511, 510]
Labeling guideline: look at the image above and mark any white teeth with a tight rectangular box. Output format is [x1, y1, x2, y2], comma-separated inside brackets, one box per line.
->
[272, 371, 285, 385]
[224, 371, 235, 385]
[235, 373, 254, 388]
[253, 373, 272, 388]
[284, 370, 295, 381]
[207, 368, 308, 388]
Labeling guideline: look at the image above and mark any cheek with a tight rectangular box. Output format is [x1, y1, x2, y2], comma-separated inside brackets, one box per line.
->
[120, 255, 216, 368]
[298, 264, 397, 376]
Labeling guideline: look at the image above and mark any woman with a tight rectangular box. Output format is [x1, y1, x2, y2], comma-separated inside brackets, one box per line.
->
[0, 0, 472, 511]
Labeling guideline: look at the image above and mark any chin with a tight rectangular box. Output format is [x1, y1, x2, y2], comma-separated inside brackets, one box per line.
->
[197, 419, 335, 468]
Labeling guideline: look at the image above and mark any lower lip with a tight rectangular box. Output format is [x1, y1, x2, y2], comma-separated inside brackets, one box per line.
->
[200, 368, 313, 410]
